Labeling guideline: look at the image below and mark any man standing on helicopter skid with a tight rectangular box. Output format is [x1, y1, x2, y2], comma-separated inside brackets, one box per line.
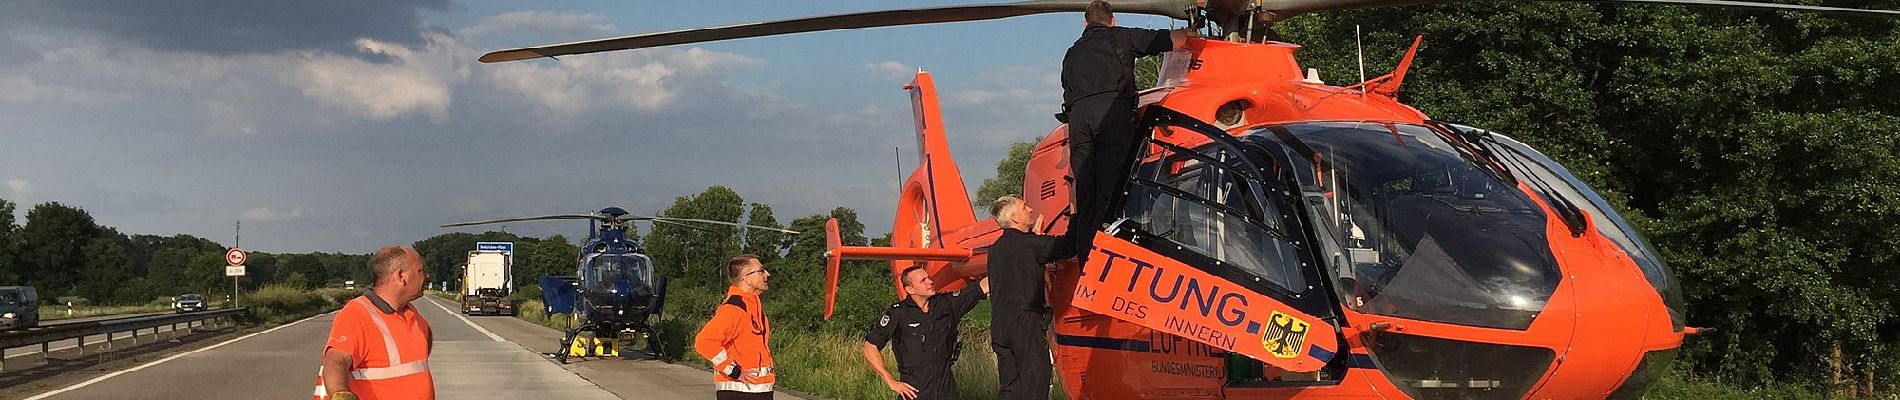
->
[1060, 0, 1192, 264]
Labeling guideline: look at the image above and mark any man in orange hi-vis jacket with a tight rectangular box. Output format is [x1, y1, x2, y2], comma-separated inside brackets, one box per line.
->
[315, 245, 434, 400]
[696, 254, 777, 400]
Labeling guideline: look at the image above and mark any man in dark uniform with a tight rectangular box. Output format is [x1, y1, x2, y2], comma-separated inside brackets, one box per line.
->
[1061, 0, 1192, 262]
[863, 267, 991, 400]
[985, 195, 1075, 400]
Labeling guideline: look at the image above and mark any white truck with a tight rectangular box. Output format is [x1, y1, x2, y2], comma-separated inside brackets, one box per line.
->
[461, 242, 514, 315]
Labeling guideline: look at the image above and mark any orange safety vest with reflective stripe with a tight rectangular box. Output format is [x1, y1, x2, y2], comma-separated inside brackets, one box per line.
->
[694, 285, 775, 393]
[315, 295, 434, 400]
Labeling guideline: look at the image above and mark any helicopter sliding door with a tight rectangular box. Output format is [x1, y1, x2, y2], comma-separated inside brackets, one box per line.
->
[1068, 109, 1340, 374]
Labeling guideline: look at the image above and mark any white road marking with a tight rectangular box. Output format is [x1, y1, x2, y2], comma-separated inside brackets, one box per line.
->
[23, 312, 329, 400]
[424, 296, 505, 342]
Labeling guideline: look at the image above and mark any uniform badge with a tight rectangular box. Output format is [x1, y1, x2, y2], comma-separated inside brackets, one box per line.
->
[879, 315, 890, 327]
[1261, 311, 1311, 359]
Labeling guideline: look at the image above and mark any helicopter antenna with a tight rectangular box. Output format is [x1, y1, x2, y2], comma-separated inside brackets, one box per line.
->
[894, 147, 904, 191]
[1356, 24, 1366, 83]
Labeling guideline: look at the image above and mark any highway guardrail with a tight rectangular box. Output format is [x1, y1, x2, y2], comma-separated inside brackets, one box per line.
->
[0, 308, 247, 370]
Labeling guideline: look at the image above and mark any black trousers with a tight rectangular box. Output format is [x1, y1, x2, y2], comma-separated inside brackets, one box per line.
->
[1065, 95, 1141, 262]
[900, 371, 960, 400]
[716, 390, 773, 400]
[991, 312, 1053, 400]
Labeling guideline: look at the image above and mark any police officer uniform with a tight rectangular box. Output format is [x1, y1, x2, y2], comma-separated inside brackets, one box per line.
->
[987, 228, 1075, 400]
[865, 283, 987, 400]
[1059, 23, 1175, 261]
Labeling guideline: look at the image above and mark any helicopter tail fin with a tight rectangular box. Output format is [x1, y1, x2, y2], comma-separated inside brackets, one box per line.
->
[901, 69, 978, 231]
[822, 69, 986, 320]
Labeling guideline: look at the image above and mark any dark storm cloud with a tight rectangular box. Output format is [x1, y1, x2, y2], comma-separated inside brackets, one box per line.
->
[2, 0, 449, 54]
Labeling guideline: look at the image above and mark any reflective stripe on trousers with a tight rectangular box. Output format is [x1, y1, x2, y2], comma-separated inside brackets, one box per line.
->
[313, 299, 430, 399]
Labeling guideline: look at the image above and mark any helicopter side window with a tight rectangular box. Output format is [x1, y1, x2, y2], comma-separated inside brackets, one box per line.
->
[1121, 141, 1305, 293]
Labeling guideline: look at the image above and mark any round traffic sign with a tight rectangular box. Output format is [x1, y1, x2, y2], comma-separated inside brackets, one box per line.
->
[226, 248, 247, 266]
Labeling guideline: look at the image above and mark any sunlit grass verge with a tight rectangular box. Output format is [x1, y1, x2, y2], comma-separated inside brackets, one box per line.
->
[41, 304, 174, 321]
[240, 286, 357, 324]
[1642, 371, 1895, 400]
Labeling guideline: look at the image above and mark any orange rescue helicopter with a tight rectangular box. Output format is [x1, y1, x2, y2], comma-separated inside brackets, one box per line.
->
[478, 1, 1900, 399]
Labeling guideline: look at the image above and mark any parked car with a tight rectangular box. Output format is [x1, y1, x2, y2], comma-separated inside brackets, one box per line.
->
[173, 293, 207, 313]
[0, 286, 40, 330]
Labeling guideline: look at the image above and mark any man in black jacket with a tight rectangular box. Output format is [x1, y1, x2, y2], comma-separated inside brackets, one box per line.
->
[1061, 0, 1192, 263]
[863, 267, 990, 400]
[985, 195, 1075, 400]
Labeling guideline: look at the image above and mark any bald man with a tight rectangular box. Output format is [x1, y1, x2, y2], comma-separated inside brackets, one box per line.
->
[315, 246, 435, 400]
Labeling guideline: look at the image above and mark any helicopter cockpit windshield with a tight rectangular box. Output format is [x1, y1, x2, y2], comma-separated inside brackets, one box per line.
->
[1243, 122, 1562, 331]
[581, 253, 654, 297]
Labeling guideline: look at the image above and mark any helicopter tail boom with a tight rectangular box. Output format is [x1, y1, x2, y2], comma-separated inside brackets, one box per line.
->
[823, 218, 976, 319]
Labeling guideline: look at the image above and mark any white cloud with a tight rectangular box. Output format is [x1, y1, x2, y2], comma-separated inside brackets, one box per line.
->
[0, 32, 471, 136]
[863, 61, 914, 81]
[484, 47, 761, 119]
[460, 11, 617, 39]
[241, 206, 307, 221]
[284, 33, 471, 122]
[6, 179, 29, 194]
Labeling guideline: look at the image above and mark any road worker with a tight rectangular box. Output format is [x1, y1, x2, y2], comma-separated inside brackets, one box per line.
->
[315, 245, 435, 400]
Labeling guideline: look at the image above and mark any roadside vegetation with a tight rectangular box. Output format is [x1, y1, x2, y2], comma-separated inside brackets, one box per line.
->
[40, 301, 174, 321]
[240, 285, 356, 324]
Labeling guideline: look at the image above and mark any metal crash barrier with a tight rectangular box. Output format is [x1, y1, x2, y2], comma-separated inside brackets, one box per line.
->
[0, 308, 248, 371]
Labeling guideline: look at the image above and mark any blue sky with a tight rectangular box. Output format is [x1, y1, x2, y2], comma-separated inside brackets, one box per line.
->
[0, 1, 1186, 253]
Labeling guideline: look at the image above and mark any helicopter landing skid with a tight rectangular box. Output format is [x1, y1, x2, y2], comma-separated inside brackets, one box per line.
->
[547, 322, 671, 364]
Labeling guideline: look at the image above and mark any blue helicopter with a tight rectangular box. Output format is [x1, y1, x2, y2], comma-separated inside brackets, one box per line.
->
[443, 206, 798, 363]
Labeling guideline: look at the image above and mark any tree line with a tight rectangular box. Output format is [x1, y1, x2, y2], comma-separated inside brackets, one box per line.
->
[0, 199, 374, 305]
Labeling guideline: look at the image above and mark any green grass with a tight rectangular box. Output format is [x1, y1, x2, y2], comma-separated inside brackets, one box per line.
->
[1643, 372, 1898, 400]
[41, 304, 174, 321]
[241, 286, 357, 324]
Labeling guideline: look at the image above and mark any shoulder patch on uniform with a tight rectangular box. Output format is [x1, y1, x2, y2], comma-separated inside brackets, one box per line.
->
[722, 295, 747, 310]
[879, 314, 890, 326]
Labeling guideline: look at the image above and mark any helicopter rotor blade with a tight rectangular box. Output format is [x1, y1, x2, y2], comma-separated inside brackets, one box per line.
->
[479, 0, 1197, 63]
[641, 217, 804, 235]
[648, 218, 719, 234]
[441, 214, 605, 228]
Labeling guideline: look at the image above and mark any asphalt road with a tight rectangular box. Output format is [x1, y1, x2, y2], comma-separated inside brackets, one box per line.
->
[6, 295, 818, 400]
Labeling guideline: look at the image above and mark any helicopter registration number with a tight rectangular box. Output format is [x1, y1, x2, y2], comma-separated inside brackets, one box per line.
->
[1072, 236, 1332, 371]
